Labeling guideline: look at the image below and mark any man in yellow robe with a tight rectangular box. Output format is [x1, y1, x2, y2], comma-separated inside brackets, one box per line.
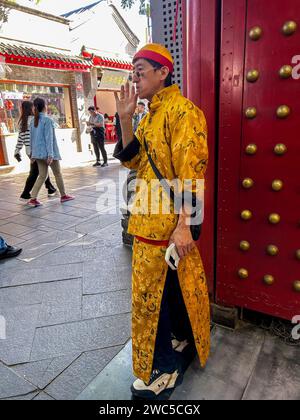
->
[114, 43, 210, 399]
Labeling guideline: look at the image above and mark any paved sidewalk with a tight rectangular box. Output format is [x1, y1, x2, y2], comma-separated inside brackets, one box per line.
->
[1, 162, 300, 401]
[0, 161, 132, 400]
[77, 322, 300, 401]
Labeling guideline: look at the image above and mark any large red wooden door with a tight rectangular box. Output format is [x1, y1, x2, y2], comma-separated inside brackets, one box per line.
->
[216, 0, 300, 320]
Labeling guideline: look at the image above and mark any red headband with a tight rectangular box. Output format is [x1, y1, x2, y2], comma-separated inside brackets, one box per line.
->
[133, 50, 174, 74]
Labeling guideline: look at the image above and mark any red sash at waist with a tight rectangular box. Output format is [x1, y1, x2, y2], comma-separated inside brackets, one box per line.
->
[135, 236, 169, 247]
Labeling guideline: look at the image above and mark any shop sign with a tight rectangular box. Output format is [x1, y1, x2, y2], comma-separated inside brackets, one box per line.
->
[99, 69, 130, 90]
[1, 91, 24, 100]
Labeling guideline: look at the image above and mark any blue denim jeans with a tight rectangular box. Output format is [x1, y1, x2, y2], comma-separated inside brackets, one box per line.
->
[0, 236, 8, 254]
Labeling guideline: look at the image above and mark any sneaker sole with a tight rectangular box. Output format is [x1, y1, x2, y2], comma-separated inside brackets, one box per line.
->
[130, 372, 183, 400]
[172, 339, 189, 353]
[27, 202, 42, 207]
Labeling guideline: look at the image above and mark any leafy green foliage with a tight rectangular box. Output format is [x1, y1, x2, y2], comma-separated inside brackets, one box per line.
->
[0, 1, 42, 25]
[121, 0, 147, 15]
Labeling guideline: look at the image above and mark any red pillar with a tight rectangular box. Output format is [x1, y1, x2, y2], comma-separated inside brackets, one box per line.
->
[183, 0, 218, 297]
[94, 95, 98, 109]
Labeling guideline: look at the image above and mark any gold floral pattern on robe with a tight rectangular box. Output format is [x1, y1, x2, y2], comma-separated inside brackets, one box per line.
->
[121, 84, 210, 383]
[132, 238, 210, 383]
[123, 84, 209, 241]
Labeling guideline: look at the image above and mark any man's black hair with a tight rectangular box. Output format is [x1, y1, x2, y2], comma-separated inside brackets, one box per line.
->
[138, 101, 145, 106]
[88, 106, 95, 111]
[133, 58, 173, 87]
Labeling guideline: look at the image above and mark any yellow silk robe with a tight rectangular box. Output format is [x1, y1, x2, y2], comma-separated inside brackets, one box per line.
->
[117, 84, 210, 383]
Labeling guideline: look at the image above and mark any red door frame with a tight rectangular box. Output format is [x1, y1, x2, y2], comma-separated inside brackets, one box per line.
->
[0, 137, 5, 165]
[183, 0, 219, 297]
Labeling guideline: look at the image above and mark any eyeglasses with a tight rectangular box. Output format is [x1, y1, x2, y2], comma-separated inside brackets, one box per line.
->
[131, 68, 158, 80]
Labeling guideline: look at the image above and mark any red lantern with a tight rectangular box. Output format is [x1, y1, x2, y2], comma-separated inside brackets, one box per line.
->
[5, 100, 14, 110]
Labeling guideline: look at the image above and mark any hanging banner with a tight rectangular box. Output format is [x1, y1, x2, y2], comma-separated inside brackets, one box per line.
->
[98, 69, 130, 90]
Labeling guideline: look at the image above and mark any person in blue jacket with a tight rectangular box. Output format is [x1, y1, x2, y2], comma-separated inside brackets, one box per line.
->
[28, 97, 75, 207]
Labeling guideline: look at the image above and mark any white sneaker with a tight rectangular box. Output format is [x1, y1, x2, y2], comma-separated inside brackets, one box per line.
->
[172, 338, 189, 353]
[131, 369, 181, 398]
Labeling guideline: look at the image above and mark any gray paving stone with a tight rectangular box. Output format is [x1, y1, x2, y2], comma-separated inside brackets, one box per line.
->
[33, 392, 55, 400]
[30, 313, 131, 361]
[114, 264, 133, 284]
[13, 353, 80, 389]
[71, 189, 99, 198]
[82, 289, 131, 319]
[39, 203, 77, 214]
[75, 214, 121, 235]
[38, 279, 82, 327]
[0, 284, 42, 306]
[0, 210, 19, 219]
[68, 235, 109, 250]
[0, 305, 40, 365]
[171, 368, 244, 400]
[5, 214, 54, 228]
[0, 232, 26, 246]
[33, 211, 83, 226]
[8, 213, 67, 231]
[17, 230, 84, 262]
[201, 324, 264, 387]
[83, 258, 130, 295]
[112, 245, 132, 267]
[77, 341, 134, 400]
[25, 245, 106, 267]
[4, 391, 39, 400]
[20, 229, 49, 241]
[0, 362, 37, 399]
[0, 256, 26, 272]
[45, 346, 122, 400]
[3, 213, 63, 232]
[0, 223, 36, 237]
[56, 200, 96, 211]
[64, 208, 97, 218]
[0, 201, 24, 212]
[242, 334, 300, 400]
[0, 263, 83, 287]
[171, 324, 265, 401]
[88, 222, 123, 247]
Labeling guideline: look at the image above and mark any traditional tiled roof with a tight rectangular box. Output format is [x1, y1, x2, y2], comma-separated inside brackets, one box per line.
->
[62, 0, 104, 18]
[82, 49, 133, 70]
[0, 42, 92, 72]
[62, 1, 139, 48]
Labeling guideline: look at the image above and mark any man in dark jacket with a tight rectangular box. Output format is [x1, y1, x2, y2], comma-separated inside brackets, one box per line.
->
[132, 101, 147, 133]
[87, 106, 108, 167]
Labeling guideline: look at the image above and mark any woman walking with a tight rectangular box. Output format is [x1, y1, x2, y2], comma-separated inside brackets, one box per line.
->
[14, 101, 57, 201]
[28, 98, 74, 207]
